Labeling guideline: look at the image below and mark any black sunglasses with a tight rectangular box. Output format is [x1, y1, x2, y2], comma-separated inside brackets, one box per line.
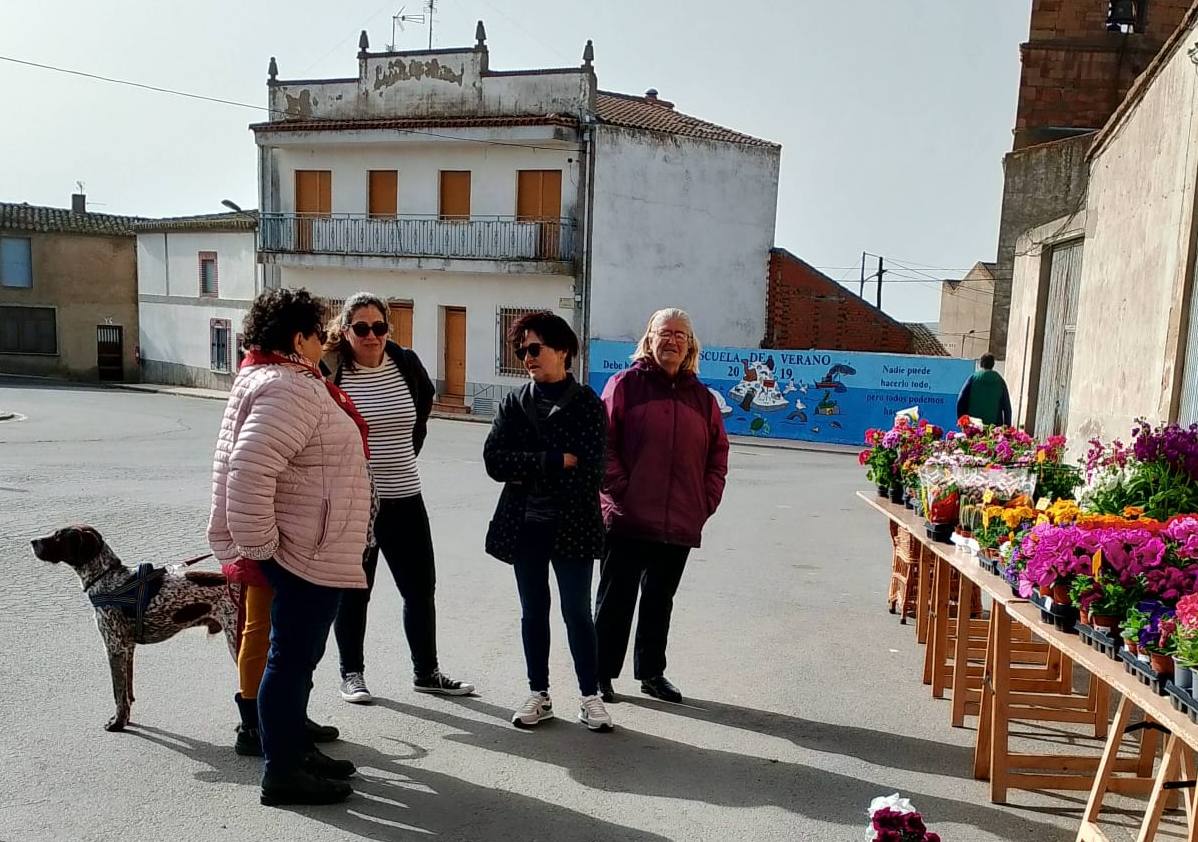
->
[515, 342, 546, 361]
[351, 321, 389, 338]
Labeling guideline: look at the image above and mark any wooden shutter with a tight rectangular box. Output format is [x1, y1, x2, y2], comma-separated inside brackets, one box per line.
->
[369, 171, 398, 218]
[389, 302, 413, 348]
[516, 170, 562, 221]
[296, 170, 332, 215]
[440, 171, 471, 221]
[1034, 239, 1084, 437]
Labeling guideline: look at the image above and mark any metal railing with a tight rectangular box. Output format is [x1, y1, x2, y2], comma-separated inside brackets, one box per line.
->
[259, 213, 576, 263]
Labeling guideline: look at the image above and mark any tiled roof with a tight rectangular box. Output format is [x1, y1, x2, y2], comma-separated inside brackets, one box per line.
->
[595, 91, 778, 148]
[251, 114, 579, 133]
[134, 211, 257, 233]
[903, 323, 949, 357]
[0, 202, 143, 236]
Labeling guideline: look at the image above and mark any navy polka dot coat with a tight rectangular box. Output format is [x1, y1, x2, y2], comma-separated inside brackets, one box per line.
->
[482, 378, 608, 563]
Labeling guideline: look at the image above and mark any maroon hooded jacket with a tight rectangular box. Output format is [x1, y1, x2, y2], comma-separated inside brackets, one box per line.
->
[600, 360, 729, 548]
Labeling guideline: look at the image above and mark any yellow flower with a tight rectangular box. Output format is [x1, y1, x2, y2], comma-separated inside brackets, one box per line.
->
[1036, 449, 1047, 464]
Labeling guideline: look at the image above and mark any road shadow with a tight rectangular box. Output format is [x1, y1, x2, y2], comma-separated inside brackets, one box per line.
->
[124, 724, 669, 842]
[615, 693, 975, 777]
[373, 697, 1074, 841]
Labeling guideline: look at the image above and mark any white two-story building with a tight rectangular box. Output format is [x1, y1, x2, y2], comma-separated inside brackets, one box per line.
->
[135, 212, 260, 389]
[253, 23, 780, 413]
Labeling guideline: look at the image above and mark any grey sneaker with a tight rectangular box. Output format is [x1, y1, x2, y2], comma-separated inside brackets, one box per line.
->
[340, 672, 373, 704]
[512, 692, 553, 728]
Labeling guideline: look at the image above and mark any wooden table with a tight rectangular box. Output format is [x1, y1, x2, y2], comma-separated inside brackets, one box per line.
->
[860, 491, 1198, 840]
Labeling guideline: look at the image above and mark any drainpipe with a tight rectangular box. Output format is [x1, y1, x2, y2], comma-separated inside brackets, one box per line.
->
[578, 121, 597, 382]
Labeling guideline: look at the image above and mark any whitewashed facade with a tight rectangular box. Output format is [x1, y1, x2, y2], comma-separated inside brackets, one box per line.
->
[135, 214, 259, 389]
[253, 23, 780, 412]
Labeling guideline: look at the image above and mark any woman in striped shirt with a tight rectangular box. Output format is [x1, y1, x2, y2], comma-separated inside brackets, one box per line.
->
[325, 292, 474, 702]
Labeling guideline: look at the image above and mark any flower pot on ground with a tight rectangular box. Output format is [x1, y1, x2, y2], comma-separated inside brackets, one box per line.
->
[1174, 658, 1193, 690]
[1150, 652, 1174, 677]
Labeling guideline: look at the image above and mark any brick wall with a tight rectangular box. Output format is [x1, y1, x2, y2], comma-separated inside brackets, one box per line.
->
[1013, 0, 1189, 148]
[765, 248, 916, 353]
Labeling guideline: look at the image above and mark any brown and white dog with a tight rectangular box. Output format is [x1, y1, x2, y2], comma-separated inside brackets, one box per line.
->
[31, 525, 238, 732]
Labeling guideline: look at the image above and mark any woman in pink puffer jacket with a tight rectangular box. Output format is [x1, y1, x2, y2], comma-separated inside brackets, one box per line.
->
[207, 288, 371, 808]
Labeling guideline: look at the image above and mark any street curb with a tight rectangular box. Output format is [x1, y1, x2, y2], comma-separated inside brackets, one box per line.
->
[728, 435, 856, 456]
[107, 383, 228, 402]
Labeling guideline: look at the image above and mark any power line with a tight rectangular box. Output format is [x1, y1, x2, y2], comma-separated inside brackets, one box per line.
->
[0, 53, 584, 153]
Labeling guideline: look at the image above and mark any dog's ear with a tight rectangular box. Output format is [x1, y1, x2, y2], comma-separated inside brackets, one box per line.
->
[74, 526, 102, 561]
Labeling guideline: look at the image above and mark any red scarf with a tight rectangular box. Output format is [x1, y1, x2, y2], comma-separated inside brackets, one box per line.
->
[241, 349, 370, 458]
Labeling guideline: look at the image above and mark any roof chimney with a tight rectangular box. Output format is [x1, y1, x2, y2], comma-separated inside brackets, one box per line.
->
[71, 192, 86, 214]
[645, 88, 658, 103]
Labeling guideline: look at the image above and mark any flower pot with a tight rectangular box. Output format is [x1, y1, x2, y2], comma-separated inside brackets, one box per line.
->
[876, 484, 889, 499]
[1051, 583, 1070, 605]
[1125, 639, 1139, 656]
[1091, 614, 1119, 633]
[1039, 584, 1052, 598]
[1079, 608, 1091, 626]
[1151, 652, 1174, 677]
[1174, 658, 1193, 690]
[904, 496, 914, 510]
[889, 485, 905, 504]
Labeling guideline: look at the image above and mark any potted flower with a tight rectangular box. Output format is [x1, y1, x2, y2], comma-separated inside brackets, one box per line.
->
[1120, 606, 1149, 656]
[1138, 603, 1176, 675]
[1089, 578, 1136, 636]
[1069, 575, 1096, 626]
[1173, 593, 1198, 691]
[860, 429, 897, 497]
[867, 794, 941, 842]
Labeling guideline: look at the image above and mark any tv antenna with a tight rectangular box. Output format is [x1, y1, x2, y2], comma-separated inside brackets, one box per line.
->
[387, 6, 426, 51]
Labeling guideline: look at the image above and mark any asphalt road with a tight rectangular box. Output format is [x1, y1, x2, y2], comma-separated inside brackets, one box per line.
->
[0, 378, 1119, 841]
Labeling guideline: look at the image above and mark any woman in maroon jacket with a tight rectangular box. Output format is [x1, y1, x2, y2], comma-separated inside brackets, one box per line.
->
[595, 308, 729, 703]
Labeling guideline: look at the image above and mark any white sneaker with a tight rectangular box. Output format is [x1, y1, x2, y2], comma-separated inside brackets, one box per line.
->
[512, 692, 553, 728]
[578, 694, 614, 732]
[340, 672, 373, 704]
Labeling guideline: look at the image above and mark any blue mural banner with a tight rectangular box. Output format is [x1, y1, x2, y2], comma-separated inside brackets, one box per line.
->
[587, 340, 976, 446]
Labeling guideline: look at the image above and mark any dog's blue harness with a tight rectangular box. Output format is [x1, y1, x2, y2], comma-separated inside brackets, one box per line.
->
[88, 563, 165, 642]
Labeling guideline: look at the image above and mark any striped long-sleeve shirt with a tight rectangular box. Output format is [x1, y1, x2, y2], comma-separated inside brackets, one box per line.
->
[338, 358, 422, 499]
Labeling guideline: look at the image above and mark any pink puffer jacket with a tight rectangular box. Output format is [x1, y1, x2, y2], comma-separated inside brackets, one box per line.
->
[207, 362, 371, 589]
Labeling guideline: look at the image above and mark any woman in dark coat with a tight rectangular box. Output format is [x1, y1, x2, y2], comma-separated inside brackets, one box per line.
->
[483, 311, 613, 732]
[596, 308, 729, 704]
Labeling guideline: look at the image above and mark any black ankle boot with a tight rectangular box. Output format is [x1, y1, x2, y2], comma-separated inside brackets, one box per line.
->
[305, 717, 340, 743]
[260, 767, 352, 806]
[234, 693, 262, 757]
[302, 746, 356, 780]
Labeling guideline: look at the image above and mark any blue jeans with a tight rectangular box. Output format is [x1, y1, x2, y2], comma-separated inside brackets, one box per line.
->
[512, 523, 599, 696]
[258, 560, 342, 775]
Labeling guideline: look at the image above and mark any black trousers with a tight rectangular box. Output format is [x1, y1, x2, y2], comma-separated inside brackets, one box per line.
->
[334, 494, 439, 679]
[595, 535, 690, 681]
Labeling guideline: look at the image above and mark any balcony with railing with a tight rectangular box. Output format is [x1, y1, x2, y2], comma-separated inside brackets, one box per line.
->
[259, 213, 576, 270]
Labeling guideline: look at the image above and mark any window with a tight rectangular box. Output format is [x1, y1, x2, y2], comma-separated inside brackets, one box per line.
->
[496, 306, 542, 376]
[369, 170, 398, 218]
[0, 305, 56, 354]
[516, 170, 563, 221]
[0, 237, 32, 288]
[439, 171, 471, 221]
[210, 319, 231, 372]
[199, 252, 218, 296]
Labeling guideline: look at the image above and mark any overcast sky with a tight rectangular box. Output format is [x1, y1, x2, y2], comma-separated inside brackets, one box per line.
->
[0, 0, 1029, 324]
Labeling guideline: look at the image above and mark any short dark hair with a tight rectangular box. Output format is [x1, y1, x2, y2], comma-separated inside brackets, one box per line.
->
[242, 288, 325, 355]
[507, 311, 579, 370]
[980, 353, 996, 370]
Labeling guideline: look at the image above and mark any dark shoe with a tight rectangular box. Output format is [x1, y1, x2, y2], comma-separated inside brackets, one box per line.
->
[305, 717, 340, 743]
[260, 768, 352, 806]
[234, 693, 262, 757]
[640, 675, 682, 703]
[303, 747, 356, 780]
[598, 678, 616, 704]
[414, 670, 476, 696]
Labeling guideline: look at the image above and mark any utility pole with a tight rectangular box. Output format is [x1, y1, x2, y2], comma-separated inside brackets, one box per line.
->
[859, 251, 866, 298]
[875, 255, 885, 309]
[427, 0, 436, 49]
